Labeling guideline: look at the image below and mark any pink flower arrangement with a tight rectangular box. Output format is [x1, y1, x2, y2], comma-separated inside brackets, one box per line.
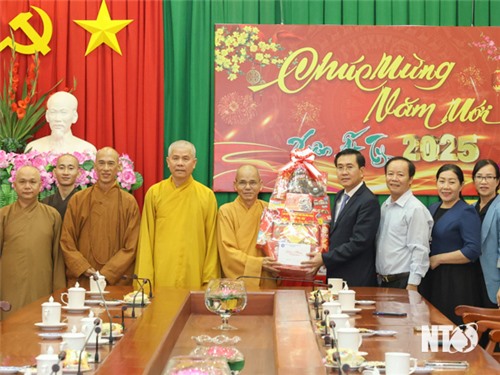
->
[0, 151, 143, 207]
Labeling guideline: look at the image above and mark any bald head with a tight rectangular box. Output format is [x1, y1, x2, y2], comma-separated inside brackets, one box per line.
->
[96, 147, 119, 162]
[234, 165, 262, 208]
[13, 166, 41, 206]
[235, 165, 260, 181]
[54, 154, 80, 187]
[95, 147, 120, 190]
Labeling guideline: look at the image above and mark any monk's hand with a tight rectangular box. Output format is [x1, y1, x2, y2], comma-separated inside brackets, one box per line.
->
[262, 257, 280, 277]
[84, 267, 97, 277]
[496, 288, 500, 307]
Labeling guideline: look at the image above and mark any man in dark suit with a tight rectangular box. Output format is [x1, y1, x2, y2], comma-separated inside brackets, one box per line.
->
[302, 149, 380, 286]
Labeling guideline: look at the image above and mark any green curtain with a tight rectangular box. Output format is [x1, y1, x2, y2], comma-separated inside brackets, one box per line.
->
[163, 0, 499, 208]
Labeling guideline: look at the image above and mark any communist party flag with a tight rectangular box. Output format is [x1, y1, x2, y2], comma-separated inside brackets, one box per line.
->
[0, 0, 164, 207]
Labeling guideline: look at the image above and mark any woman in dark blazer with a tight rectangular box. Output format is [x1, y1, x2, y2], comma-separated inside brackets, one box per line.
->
[419, 164, 482, 325]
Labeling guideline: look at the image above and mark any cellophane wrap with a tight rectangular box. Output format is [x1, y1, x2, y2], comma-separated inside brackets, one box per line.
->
[257, 148, 331, 278]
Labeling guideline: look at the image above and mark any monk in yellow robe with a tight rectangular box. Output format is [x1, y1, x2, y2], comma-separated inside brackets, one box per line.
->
[0, 166, 66, 317]
[217, 165, 280, 288]
[135, 140, 219, 289]
[61, 147, 140, 288]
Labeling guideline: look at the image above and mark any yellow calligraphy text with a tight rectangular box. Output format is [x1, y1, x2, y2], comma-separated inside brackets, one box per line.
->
[249, 47, 455, 94]
[365, 87, 500, 129]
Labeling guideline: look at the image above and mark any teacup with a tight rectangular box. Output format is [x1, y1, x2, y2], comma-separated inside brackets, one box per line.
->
[81, 312, 102, 342]
[89, 272, 107, 293]
[338, 289, 356, 310]
[322, 301, 342, 315]
[329, 313, 351, 333]
[328, 278, 348, 294]
[60, 282, 86, 309]
[41, 296, 61, 325]
[61, 326, 86, 351]
[36, 346, 61, 375]
[385, 352, 417, 375]
[337, 327, 362, 351]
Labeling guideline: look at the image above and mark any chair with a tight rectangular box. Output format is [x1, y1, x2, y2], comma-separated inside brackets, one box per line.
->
[476, 321, 500, 361]
[0, 301, 11, 312]
[455, 305, 500, 318]
[458, 310, 500, 362]
[462, 313, 500, 324]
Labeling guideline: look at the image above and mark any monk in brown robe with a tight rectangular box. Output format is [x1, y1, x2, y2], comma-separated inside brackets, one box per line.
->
[0, 166, 66, 317]
[61, 147, 140, 288]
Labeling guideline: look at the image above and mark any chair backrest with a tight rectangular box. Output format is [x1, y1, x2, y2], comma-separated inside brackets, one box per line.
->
[462, 313, 500, 325]
[475, 321, 500, 360]
[455, 305, 500, 318]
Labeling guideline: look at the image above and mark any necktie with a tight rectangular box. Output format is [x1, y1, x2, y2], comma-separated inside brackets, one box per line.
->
[337, 194, 350, 219]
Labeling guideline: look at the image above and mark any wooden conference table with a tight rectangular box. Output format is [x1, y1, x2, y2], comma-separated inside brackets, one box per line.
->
[0, 286, 499, 374]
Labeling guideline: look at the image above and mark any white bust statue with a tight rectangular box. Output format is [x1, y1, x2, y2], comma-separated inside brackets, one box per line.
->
[25, 91, 97, 154]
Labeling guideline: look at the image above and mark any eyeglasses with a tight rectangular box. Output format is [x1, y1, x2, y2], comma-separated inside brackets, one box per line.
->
[236, 180, 260, 188]
[474, 175, 498, 182]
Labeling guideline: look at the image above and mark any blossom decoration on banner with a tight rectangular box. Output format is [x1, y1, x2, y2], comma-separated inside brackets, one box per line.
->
[215, 25, 292, 81]
[0, 41, 61, 153]
[470, 33, 500, 61]
[0, 151, 143, 207]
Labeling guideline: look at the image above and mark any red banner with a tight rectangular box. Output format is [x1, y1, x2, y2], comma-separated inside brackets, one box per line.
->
[213, 25, 500, 195]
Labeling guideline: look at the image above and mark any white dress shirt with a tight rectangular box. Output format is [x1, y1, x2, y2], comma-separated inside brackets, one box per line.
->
[376, 189, 434, 285]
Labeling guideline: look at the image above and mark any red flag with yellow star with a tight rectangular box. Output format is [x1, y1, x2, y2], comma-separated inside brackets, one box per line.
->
[0, 0, 164, 207]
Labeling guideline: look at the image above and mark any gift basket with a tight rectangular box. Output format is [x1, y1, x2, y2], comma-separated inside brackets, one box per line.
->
[256, 148, 331, 278]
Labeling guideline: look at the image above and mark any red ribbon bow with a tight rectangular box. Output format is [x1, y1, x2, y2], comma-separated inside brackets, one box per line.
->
[280, 148, 323, 180]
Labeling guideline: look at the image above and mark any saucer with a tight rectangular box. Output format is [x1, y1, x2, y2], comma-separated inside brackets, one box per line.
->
[101, 300, 122, 307]
[62, 305, 91, 313]
[358, 328, 376, 337]
[0, 367, 23, 374]
[324, 362, 362, 370]
[63, 368, 92, 374]
[356, 300, 376, 305]
[85, 337, 110, 347]
[86, 291, 110, 298]
[361, 361, 386, 373]
[34, 322, 67, 330]
[102, 333, 123, 340]
[341, 307, 362, 314]
[84, 299, 101, 305]
[374, 330, 397, 336]
[38, 332, 63, 340]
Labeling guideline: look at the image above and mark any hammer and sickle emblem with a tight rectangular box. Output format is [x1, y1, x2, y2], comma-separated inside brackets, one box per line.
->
[0, 6, 53, 55]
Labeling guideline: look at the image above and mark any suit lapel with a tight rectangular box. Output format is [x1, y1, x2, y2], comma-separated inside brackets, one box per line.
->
[332, 183, 365, 230]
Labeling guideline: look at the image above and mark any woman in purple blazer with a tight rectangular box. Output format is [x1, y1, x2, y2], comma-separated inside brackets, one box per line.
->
[419, 164, 482, 325]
